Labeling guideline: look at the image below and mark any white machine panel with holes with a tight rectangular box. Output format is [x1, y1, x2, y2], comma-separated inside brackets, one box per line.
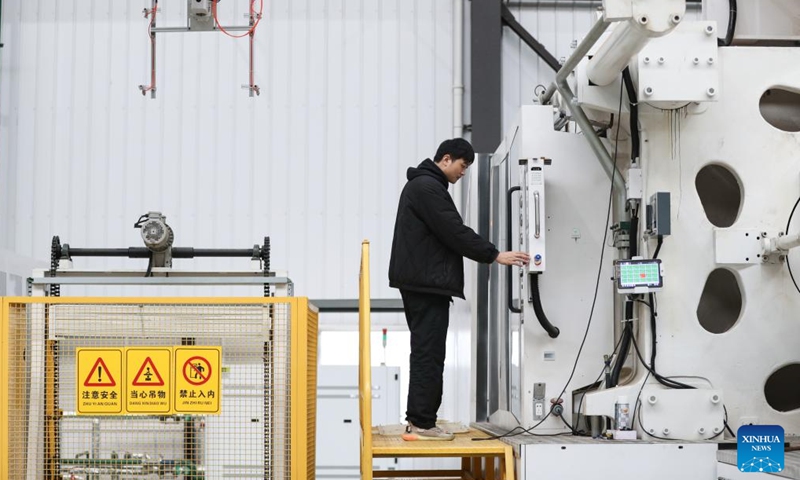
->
[637, 388, 725, 440]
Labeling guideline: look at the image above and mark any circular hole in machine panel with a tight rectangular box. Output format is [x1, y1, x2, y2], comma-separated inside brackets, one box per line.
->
[696, 269, 742, 334]
[695, 164, 742, 228]
[760, 87, 800, 133]
[765, 364, 800, 412]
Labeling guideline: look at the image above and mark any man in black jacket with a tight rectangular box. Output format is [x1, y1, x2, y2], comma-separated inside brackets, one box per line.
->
[389, 138, 530, 440]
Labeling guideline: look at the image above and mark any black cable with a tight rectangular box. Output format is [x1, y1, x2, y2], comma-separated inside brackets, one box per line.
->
[724, 405, 736, 437]
[633, 299, 651, 309]
[652, 235, 663, 260]
[531, 274, 560, 338]
[785, 196, 800, 295]
[648, 292, 658, 373]
[573, 332, 626, 435]
[145, 253, 154, 278]
[630, 370, 652, 429]
[631, 329, 693, 389]
[717, 0, 737, 47]
[629, 212, 639, 258]
[559, 413, 582, 435]
[621, 67, 639, 161]
[609, 322, 632, 387]
[476, 78, 627, 441]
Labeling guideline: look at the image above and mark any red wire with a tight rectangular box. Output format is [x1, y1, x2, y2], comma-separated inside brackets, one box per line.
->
[212, 0, 263, 39]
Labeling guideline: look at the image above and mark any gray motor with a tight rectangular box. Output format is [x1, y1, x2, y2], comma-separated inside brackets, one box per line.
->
[135, 211, 174, 268]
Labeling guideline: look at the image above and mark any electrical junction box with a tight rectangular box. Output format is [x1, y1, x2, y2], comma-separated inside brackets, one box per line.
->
[627, 167, 643, 201]
[646, 192, 671, 236]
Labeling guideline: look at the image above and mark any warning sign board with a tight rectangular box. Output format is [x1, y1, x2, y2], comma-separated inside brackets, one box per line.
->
[77, 348, 123, 415]
[174, 347, 221, 414]
[126, 347, 172, 414]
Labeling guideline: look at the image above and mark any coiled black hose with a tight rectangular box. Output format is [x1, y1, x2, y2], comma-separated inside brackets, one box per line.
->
[531, 274, 560, 338]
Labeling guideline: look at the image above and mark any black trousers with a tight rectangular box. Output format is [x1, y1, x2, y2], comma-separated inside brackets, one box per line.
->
[400, 289, 451, 429]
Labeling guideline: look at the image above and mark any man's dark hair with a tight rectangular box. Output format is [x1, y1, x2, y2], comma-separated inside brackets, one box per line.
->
[433, 138, 475, 165]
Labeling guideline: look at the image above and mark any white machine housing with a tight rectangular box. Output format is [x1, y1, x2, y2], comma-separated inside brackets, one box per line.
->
[490, 0, 800, 452]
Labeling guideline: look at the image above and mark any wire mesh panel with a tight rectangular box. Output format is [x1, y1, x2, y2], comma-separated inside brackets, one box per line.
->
[0, 298, 317, 480]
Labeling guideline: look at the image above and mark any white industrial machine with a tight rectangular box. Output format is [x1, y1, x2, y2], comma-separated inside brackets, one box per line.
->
[475, 0, 800, 478]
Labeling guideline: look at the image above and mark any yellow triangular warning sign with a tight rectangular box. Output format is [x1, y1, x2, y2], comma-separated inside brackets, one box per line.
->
[83, 357, 117, 387]
[132, 357, 165, 386]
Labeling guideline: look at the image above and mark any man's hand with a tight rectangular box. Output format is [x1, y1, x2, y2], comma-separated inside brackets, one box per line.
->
[495, 251, 531, 266]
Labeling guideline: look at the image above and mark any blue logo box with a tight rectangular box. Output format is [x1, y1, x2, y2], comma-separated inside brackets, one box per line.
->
[737, 425, 784, 473]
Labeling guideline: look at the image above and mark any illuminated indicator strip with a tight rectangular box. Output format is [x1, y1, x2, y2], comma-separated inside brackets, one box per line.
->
[620, 264, 660, 287]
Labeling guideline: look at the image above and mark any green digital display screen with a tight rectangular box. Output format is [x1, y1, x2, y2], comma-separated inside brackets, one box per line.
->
[616, 259, 663, 290]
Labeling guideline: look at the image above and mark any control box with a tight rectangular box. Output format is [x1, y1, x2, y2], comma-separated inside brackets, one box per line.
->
[522, 158, 548, 273]
[646, 192, 671, 236]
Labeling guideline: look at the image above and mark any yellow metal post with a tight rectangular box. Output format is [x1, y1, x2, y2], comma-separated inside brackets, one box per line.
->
[359, 241, 373, 480]
[1, 298, 8, 480]
[45, 338, 58, 479]
[291, 297, 309, 480]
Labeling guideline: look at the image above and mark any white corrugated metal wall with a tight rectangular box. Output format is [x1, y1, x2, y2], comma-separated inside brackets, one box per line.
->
[0, 0, 454, 303]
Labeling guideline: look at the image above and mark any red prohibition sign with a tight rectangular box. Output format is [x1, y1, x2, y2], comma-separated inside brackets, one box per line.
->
[183, 356, 212, 386]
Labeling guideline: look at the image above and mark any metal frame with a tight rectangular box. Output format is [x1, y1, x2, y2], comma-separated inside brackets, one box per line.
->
[140, 0, 261, 98]
[0, 295, 318, 480]
[501, 5, 561, 72]
[475, 154, 492, 422]
[471, 0, 503, 153]
[505, 0, 701, 8]
[29, 269, 292, 296]
[28, 270, 405, 313]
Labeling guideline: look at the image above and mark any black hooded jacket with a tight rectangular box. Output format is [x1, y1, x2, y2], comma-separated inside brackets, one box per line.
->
[389, 159, 499, 299]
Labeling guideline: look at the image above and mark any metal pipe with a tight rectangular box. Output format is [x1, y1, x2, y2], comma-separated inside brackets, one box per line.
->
[174, 248, 256, 258]
[90, 419, 101, 480]
[62, 459, 141, 466]
[501, 5, 561, 72]
[453, 0, 465, 212]
[67, 248, 149, 257]
[150, 25, 251, 33]
[60, 458, 197, 467]
[248, 2, 260, 96]
[506, 1, 701, 9]
[774, 233, 800, 252]
[453, 0, 464, 140]
[65, 247, 258, 258]
[553, 78, 626, 211]
[540, 18, 610, 105]
[587, 20, 652, 86]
